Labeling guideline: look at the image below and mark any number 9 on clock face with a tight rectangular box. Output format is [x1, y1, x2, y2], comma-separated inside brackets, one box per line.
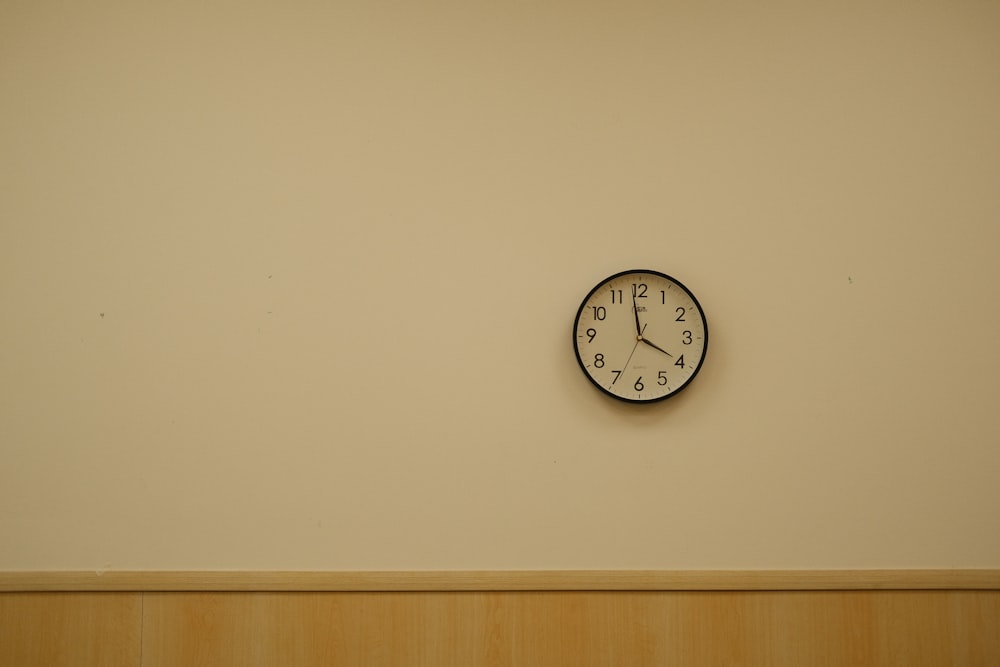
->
[573, 269, 708, 403]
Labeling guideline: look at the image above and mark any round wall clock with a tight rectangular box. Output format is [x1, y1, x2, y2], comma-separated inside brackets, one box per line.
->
[573, 269, 708, 403]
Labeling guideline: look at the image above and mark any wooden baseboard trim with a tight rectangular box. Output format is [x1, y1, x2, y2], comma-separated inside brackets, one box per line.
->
[2, 569, 999, 592]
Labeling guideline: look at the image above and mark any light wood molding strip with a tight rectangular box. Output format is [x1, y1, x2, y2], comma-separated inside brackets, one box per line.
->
[2, 569, 999, 592]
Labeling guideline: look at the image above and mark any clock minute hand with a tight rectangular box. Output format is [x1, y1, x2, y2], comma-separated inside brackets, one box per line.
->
[632, 292, 642, 336]
[640, 337, 673, 357]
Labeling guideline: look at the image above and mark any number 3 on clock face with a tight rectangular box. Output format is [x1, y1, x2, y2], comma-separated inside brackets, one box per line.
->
[573, 269, 709, 403]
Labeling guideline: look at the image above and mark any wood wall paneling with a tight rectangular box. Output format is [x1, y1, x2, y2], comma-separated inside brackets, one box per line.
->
[139, 591, 1000, 666]
[2, 589, 999, 665]
[0, 593, 142, 667]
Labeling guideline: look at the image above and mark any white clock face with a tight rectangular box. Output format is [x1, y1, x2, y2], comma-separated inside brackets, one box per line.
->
[573, 270, 708, 403]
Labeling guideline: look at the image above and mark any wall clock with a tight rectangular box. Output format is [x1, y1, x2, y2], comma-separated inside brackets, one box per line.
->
[573, 269, 708, 403]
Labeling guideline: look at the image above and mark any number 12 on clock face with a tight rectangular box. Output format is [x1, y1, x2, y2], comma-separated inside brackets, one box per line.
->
[573, 269, 708, 403]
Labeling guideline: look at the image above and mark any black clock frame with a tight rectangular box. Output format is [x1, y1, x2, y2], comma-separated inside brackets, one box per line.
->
[572, 268, 709, 404]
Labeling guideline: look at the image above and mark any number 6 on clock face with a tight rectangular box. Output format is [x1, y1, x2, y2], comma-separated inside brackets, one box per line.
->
[573, 269, 708, 403]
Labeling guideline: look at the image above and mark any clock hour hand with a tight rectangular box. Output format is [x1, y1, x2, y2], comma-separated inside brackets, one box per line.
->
[640, 337, 673, 357]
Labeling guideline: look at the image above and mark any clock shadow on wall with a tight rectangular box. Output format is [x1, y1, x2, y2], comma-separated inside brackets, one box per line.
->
[572, 269, 709, 410]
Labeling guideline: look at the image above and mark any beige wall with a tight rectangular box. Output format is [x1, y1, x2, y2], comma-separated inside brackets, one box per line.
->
[1, 1, 999, 572]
